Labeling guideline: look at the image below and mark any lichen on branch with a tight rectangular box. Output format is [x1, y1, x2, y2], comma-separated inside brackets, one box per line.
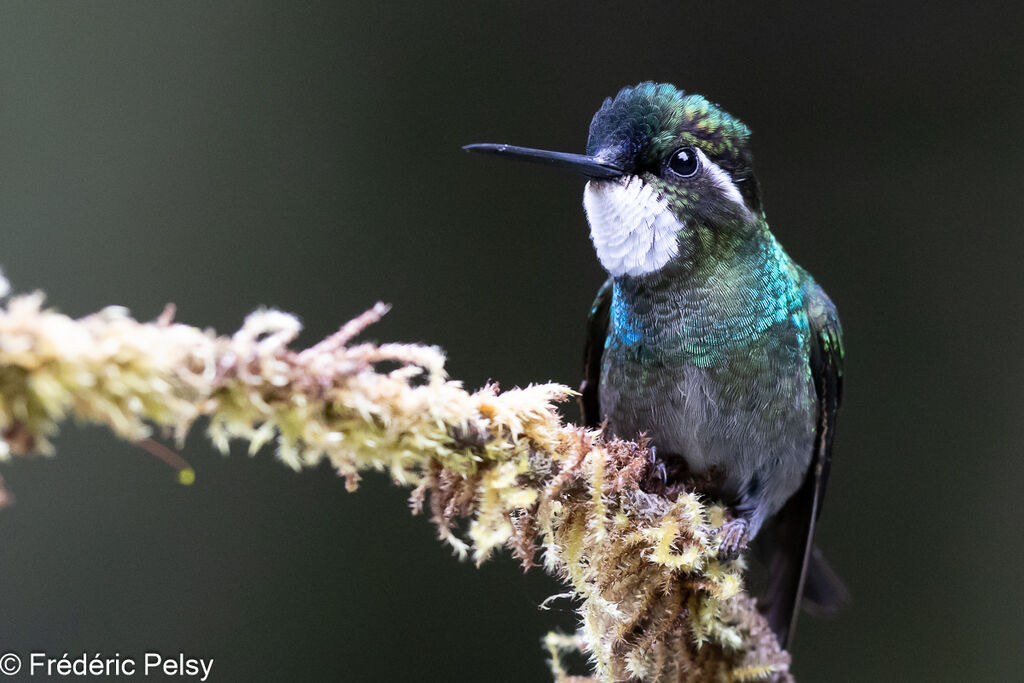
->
[0, 274, 791, 682]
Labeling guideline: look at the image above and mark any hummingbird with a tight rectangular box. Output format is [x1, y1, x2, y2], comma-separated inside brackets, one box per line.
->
[465, 82, 845, 648]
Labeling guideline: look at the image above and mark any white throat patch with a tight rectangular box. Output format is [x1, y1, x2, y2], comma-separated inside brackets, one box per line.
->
[583, 176, 682, 277]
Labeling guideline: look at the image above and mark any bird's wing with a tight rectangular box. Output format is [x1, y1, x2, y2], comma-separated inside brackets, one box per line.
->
[807, 281, 844, 521]
[580, 277, 614, 428]
[765, 279, 845, 648]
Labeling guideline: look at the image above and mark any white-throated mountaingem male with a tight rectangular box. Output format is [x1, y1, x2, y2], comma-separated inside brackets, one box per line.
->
[465, 82, 845, 648]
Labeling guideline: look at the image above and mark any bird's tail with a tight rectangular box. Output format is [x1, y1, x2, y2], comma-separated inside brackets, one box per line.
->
[758, 537, 849, 649]
[753, 489, 850, 649]
[799, 547, 849, 618]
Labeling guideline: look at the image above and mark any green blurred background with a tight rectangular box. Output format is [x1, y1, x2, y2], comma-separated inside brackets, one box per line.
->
[0, 2, 1021, 681]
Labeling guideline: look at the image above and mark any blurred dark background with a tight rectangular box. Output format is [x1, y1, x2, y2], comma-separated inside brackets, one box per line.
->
[0, 2, 1021, 681]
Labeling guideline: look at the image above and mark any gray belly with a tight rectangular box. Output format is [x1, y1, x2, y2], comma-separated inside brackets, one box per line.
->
[600, 348, 816, 523]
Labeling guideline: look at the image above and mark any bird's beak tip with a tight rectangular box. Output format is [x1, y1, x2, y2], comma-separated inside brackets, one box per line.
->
[460, 142, 622, 179]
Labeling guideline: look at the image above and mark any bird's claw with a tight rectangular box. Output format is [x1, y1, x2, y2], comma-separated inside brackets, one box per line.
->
[641, 446, 668, 493]
[647, 446, 668, 484]
[716, 518, 750, 560]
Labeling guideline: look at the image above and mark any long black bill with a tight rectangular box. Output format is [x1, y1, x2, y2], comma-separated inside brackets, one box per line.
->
[462, 143, 622, 179]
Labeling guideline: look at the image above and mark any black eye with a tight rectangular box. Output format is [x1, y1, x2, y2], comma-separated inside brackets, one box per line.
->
[667, 147, 699, 177]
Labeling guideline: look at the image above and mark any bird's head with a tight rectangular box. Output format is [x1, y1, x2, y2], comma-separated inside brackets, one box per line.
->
[466, 82, 762, 278]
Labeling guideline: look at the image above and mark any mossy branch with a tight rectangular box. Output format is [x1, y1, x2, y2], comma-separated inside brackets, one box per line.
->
[0, 275, 791, 682]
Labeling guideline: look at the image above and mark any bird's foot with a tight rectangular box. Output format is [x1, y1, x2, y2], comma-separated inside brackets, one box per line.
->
[641, 446, 668, 494]
[651, 460, 667, 485]
[648, 446, 668, 483]
[715, 517, 750, 560]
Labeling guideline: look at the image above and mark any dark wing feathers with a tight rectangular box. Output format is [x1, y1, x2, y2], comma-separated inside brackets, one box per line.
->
[580, 278, 613, 429]
[807, 281, 844, 509]
[765, 281, 845, 648]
